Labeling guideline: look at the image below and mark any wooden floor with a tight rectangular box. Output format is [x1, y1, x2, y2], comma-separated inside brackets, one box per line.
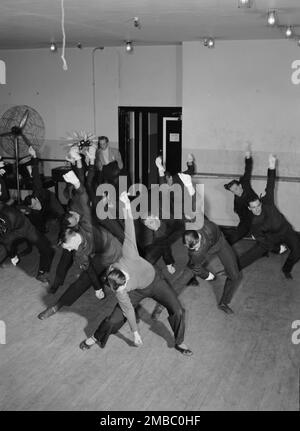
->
[0, 234, 300, 411]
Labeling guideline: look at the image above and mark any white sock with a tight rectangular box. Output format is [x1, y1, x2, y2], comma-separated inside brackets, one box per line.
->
[167, 264, 176, 274]
[85, 336, 96, 346]
[279, 244, 287, 254]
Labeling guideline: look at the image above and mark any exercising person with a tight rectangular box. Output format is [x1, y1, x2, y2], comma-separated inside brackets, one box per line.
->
[79, 192, 193, 356]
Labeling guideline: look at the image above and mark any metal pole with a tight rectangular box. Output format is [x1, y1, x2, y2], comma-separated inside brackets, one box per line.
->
[92, 47, 104, 137]
[14, 136, 21, 204]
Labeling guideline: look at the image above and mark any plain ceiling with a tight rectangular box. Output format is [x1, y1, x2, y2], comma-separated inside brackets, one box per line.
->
[1, 0, 300, 49]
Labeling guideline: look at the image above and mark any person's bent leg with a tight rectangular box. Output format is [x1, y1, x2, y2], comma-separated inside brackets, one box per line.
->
[92, 305, 126, 348]
[48, 248, 73, 293]
[216, 235, 242, 313]
[25, 220, 54, 275]
[38, 269, 92, 320]
[85, 289, 144, 349]
[149, 272, 192, 355]
[237, 242, 268, 271]
[281, 229, 300, 278]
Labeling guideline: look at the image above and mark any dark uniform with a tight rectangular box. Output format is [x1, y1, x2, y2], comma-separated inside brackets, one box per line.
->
[0, 204, 54, 274]
[238, 167, 300, 277]
[223, 157, 257, 245]
[187, 217, 242, 308]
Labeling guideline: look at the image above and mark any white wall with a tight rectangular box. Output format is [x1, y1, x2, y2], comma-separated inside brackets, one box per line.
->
[182, 40, 300, 175]
[0, 45, 182, 174]
[182, 40, 300, 228]
[1, 41, 300, 228]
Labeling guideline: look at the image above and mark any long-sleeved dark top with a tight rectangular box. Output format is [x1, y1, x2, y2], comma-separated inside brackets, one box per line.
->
[75, 163, 125, 243]
[187, 217, 222, 279]
[0, 176, 9, 203]
[0, 204, 36, 254]
[31, 158, 49, 207]
[250, 168, 293, 249]
[72, 184, 123, 286]
[233, 157, 257, 223]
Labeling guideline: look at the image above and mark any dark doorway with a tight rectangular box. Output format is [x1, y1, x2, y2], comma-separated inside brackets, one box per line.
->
[118, 107, 182, 187]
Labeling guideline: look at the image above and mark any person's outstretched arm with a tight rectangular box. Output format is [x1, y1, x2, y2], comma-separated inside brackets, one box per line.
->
[242, 149, 253, 184]
[155, 156, 167, 185]
[120, 192, 139, 260]
[63, 170, 92, 236]
[263, 154, 276, 205]
[115, 149, 124, 170]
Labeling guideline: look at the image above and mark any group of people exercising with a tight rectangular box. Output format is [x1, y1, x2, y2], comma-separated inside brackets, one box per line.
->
[1, 137, 299, 357]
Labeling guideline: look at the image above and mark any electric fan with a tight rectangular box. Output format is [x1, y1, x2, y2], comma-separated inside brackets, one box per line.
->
[0, 105, 45, 203]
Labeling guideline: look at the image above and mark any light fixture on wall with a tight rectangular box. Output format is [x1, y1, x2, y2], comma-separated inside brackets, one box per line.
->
[285, 26, 293, 38]
[125, 40, 134, 53]
[133, 17, 141, 29]
[204, 37, 215, 48]
[267, 10, 277, 26]
[298, 38, 300, 47]
[50, 42, 57, 52]
[238, 0, 252, 8]
[207, 38, 215, 48]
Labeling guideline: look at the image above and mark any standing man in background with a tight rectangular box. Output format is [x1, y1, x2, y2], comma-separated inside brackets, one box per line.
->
[96, 136, 123, 171]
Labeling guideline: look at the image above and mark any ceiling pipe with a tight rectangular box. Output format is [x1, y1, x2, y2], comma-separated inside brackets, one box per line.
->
[92, 46, 104, 136]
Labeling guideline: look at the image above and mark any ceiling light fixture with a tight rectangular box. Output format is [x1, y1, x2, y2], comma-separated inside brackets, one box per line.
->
[125, 41, 133, 53]
[204, 37, 215, 48]
[208, 38, 215, 48]
[50, 42, 57, 52]
[267, 10, 277, 26]
[285, 26, 293, 38]
[238, 0, 252, 8]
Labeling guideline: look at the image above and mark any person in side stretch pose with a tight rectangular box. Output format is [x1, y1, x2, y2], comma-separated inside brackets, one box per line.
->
[238, 154, 300, 280]
[183, 216, 242, 315]
[79, 192, 193, 356]
[222, 147, 257, 245]
[37, 170, 123, 319]
[0, 204, 54, 280]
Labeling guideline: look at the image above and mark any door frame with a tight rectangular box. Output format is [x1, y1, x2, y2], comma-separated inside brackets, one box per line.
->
[118, 106, 182, 185]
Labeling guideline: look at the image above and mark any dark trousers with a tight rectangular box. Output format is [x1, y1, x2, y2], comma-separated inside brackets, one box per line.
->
[144, 243, 175, 266]
[189, 233, 242, 305]
[56, 251, 119, 307]
[51, 248, 74, 291]
[221, 220, 251, 245]
[238, 229, 300, 274]
[144, 220, 185, 266]
[93, 271, 185, 347]
[282, 229, 300, 273]
[26, 227, 54, 273]
[97, 219, 125, 244]
[237, 243, 267, 270]
[10, 237, 33, 258]
[2, 217, 54, 273]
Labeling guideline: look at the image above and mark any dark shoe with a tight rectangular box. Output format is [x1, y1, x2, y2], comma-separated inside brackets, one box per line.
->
[47, 284, 59, 294]
[187, 276, 199, 287]
[38, 306, 58, 320]
[36, 271, 50, 283]
[151, 304, 164, 320]
[218, 303, 234, 314]
[79, 339, 95, 351]
[135, 305, 142, 324]
[282, 270, 293, 280]
[175, 345, 193, 356]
